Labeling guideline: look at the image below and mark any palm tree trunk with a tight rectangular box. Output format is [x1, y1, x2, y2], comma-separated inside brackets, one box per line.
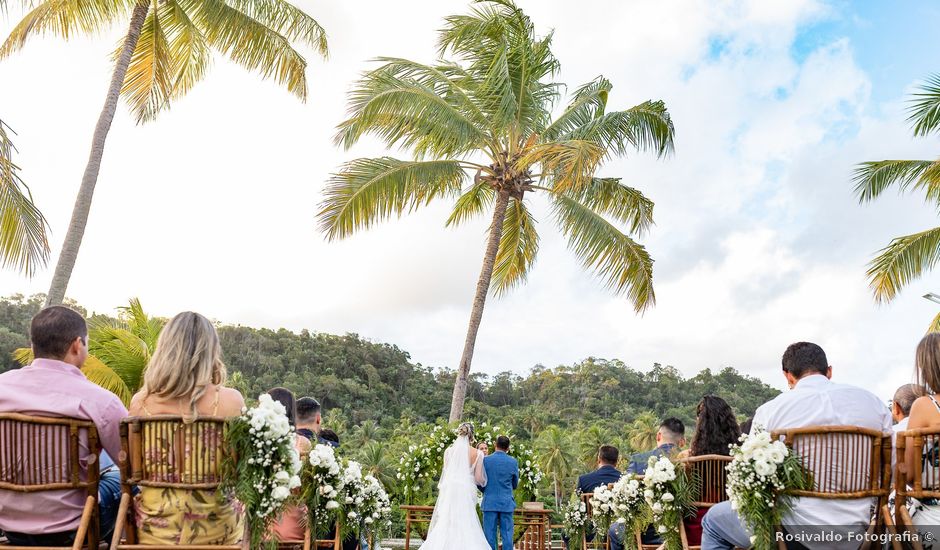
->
[44, 1, 150, 306]
[448, 189, 511, 422]
[553, 476, 561, 510]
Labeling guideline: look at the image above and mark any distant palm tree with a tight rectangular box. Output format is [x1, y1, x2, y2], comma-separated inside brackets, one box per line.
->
[854, 73, 940, 328]
[357, 441, 395, 489]
[15, 297, 164, 404]
[578, 424, 612, 470]
[0, 118, 50, 275]
[0, 0, 328, 306]
[318, 0, 674, 422]
[535, 425, 576, 509]
[627, 412, 659, 452]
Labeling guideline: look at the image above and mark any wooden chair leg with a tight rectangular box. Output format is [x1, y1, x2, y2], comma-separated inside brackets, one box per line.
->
[111, 492, 132, 549]
[71, 495, 96, 550]
[882, 504, 902, 550]
[303, 527, 311, 550]
[897, 505, 925, 550]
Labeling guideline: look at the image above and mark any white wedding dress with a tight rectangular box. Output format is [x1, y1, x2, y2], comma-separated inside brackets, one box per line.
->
[420, 435, 492, 550]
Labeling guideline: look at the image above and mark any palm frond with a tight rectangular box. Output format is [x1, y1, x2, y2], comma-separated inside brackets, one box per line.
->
[317, 157, 467, 240]
[196, 0, 308, 100]
[119, 1, 174, 123]
[222, 0, 327, 57]
[335, 60, 490, 157]
[446, 176, 495, 227]
[562, 177, 654, 235]
[519, 139, 604, 192]
[852, 159, 940, 205]
[929, 310, 940, 334]
[541, 76, 611, 140]
[909, 74, 940, 138]
[551, 193, 655, 312]
[491, 197, 538, 295]
[12, 346, 31, 365]
[867, 226, 940, 303]
[162, 0, 211, 101]
[80, 356, 133, 406]
[0, 120, 50, 276]
[565, 100, 675, 158]
[0, 0, 131, 59]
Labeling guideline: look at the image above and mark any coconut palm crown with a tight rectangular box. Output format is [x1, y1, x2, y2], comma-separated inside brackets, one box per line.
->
[0, 118, 50, 276]
[854, 73, 940, 329]
[318, 0, 675, 421]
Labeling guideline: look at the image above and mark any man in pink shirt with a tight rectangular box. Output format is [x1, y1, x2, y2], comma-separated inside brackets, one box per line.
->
[0, 306, 127, 546]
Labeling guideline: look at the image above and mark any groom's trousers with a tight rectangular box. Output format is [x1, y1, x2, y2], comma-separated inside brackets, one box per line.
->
[483, 511, 514, 550]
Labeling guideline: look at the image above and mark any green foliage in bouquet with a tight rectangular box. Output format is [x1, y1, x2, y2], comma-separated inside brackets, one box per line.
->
[643, 455, 696, 550]
[561, 492, 588, 544]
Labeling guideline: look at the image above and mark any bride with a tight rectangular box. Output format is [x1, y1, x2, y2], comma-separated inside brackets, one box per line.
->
[420, 422, 492, 550]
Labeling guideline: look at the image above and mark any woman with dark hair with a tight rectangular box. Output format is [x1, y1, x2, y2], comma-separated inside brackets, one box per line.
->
[267, 387, 310, 542]
[677, 395, 741, 546]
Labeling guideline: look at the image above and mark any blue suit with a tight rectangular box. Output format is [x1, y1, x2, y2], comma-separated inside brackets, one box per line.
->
[578, 465, 622, 542]
[481, 451, 519, 550]
[625, 443, 676, 475]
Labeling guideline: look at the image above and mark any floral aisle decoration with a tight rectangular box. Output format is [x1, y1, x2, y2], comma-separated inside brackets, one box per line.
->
[726, 429, 810, 550]
[561, 492, 588, 544]
[222, 394, 302, 549]
[589, 474, 647, 550]
[301, 443, 346, 540]
[396, 422, 543, 504]
[339, 459, 394, 544]
[643, 455, 695, 550]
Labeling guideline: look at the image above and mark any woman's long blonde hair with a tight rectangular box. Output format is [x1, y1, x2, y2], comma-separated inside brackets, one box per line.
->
[141, 311, 226, 419]
[917, 332, 940, 395]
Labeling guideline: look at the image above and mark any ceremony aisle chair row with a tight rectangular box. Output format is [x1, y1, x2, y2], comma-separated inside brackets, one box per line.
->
[0, 413, 103, 550]
[109, 415, 340, 550]
[893, 426, 940, 550]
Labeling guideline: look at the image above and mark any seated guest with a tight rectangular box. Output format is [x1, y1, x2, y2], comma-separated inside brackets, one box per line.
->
[891, 383, 920, 470]
[700, 342, 891, 550]
[626, 417, 685, 474]
[902, 334, 940, 538]
[569, 446, 621, 547]
[128, 311, 246, 545]
[320, 428, 340, 448]
[268, 388, 311, 542]
[0, 306, 126, 547]
[296, 396, 325, 443]
[675, 396, 740, 546]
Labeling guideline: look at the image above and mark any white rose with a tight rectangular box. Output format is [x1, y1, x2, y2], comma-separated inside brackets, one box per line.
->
[661, 492, 674, 502]
[272, 485, 290, 501]
[325, 500, 339, 510]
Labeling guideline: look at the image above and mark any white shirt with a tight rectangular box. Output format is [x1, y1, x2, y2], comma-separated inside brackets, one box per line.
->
[751, 374, 892, 549]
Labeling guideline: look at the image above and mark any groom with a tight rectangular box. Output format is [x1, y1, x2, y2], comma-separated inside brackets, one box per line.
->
[478, 435, 519, 550]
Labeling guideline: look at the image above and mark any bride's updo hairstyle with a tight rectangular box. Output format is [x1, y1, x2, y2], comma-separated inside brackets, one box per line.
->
[457, 422, 474, 442]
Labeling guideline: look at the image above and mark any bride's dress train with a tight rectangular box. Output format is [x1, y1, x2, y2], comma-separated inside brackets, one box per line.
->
[419, 435, 492, 550]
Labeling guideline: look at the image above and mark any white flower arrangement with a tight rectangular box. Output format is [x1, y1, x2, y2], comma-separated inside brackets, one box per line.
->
[338, 460, 394, 542]
[561, 494, 589, 542]
[643, 455, 693, 550]
[302, 443, 346, 539]
[589, 474, 647, 549]
[222, 394, 302, 549]
[726, 428, 809, 550]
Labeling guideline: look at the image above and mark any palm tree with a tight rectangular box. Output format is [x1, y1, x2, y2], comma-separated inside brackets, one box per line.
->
[627, 411, 659, 452]
[854, 73, 940, 323]
[578, 424, 612, 470]
[535, 425, 576, 509]
[0, 0, 328, 306]
[356, 441, 395, 490]
[15, 297, 164, 404]
[318, 0, 674, 422]
[0, 118, 50, 275]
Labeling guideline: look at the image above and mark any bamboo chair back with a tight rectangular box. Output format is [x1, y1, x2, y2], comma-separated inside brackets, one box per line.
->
[579, 491, 611, 550]
[113, 415, 237, 549]
[0, 412, 102, 550]
[678, 454, 732, 507]
[893, 426, 940, 550]
[771, 425, 890, 501]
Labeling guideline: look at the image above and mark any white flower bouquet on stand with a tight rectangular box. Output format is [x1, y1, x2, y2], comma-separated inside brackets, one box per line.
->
[301, 443, 346, 541]
[643, 455, 695, 550]
[222, 394, 302, 550]
[340, 460, 394, 547]
[561, 493, 589, 544]
[726, 429, 809, 550]
[590, 475, 647, 550]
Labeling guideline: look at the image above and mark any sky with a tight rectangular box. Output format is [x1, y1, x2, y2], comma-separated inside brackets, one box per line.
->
[1, 0, 939, 398]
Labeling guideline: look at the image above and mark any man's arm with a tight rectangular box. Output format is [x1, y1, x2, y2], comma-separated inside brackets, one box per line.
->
[511, 463, 519, 490]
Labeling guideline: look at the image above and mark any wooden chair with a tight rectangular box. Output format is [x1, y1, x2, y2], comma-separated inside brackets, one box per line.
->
[771, 425, 891, 550]
[0, 412, 102, 550]
[111, 415, 243, 549]
[893, 427, 940, 550]
[579, 491, 611, 550]
[276, 525, 341, 550]
[678, 454, 732, 550]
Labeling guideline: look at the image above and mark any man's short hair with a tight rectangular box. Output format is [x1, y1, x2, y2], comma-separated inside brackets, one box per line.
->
[30, 306, 87, 359]
[296, 397, 321, 423]
[660, 418, 685, 442]
[598, 445, 619, 465]
[893, 384, 923, 416]
[782, 342, 828, 379]
[495, 435, 510, 450]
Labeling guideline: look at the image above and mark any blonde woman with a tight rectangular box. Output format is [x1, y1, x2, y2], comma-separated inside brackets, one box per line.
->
[128, 311, 246, 544]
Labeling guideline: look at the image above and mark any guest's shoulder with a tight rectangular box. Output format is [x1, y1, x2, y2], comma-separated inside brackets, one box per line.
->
[216, 386, 246, 417]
